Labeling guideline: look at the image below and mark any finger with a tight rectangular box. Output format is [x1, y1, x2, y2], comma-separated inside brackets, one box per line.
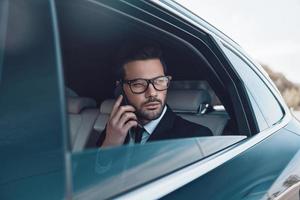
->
[123, 120, 138, 133]
[113, 105, 136, 122]
[119, 112, 137, 126]
[110, 95, 123, 118]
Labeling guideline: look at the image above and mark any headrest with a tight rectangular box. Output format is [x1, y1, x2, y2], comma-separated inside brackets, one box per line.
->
[67, 97, 97, 114]
[98, 90, 211, 114]
[167, 89, 211, 113]
[100, 99, 115, 114]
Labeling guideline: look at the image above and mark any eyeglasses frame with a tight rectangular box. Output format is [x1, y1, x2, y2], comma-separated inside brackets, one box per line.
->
[121, 75, 172, 94]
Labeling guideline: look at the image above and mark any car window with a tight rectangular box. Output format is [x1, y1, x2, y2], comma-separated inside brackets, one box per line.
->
[56, 1, 249, 198]
[57, 0, 241, 150]
[0, 1, 66, 199]
[222, 45, 284, 129]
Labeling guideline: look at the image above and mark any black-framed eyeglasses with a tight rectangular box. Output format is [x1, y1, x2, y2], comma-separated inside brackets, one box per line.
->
[122, 75, 172, 94]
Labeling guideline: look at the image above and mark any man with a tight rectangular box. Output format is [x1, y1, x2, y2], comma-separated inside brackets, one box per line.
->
[97, 42, 212, 148]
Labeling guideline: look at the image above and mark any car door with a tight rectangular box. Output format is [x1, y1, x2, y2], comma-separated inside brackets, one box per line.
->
[2, 0, 299, 200]
[264, 149, 300, 199]
[112, 1, 300, 199]
[161, 38, 300, 200]
[54, 0, 300, 199]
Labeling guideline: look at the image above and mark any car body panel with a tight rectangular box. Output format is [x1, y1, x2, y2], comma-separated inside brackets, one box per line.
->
[71, 136, 246, 199]
[0, 0, 300, 199]
[264, 148, 300, 199]
[162, 128, 300, 200]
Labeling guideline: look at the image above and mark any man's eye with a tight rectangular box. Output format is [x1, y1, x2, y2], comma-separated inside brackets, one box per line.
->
[155, 79, 167, 85]
[132, 83, 145, 88]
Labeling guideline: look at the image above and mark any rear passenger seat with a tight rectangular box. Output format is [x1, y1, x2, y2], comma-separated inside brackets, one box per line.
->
[167, 89, 229, 136]
[66, 88, 99, 152]
[93, 89, 229, 136]
[93, 99, 114, 133]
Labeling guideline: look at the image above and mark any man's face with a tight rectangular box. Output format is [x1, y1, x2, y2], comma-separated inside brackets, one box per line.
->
[122, 58, 167, 124]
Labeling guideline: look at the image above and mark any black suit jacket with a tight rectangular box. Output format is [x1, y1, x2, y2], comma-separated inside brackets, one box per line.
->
[86, 106, 212, 148]
[146, 106, 212, 142]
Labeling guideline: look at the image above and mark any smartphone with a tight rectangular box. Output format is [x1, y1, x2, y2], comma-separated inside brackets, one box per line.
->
[114, 83, 142, 128]
[114, 83, 129, 105]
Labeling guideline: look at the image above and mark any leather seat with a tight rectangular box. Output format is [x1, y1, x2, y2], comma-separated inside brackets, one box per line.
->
[66, 88, 99, 152]
[93, 99, 114, 133]
[167, 89, 229, 136]
[167, 89, 211, 114]
[93, 89, 229, 136]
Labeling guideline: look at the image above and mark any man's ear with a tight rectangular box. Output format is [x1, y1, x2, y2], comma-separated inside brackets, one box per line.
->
[115, 81, 120, 86]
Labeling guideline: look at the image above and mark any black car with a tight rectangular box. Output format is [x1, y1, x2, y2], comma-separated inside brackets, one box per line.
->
[1, 0, 300, 199]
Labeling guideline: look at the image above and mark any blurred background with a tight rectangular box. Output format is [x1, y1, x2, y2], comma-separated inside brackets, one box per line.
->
[176, 0, 300, 118]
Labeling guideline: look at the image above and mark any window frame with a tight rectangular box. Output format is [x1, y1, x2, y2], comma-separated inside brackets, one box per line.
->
[112, 0, 292, 198]
[141, 0, 256, 136]
[63, 1, 251, 136]
[219, 41, 286, 129]
[53, 0, 294, 199]
[60, 0, 251, 188]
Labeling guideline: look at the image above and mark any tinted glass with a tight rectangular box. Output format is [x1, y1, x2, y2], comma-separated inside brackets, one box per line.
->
[222, 45, 283, 128]
[246, 87, 269, 130]
[0, 0, 8, 81]
[55, 0, 247, 198]
[0, 1, 65, 199]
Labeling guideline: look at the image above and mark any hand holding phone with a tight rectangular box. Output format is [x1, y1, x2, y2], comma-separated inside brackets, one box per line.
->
[114, 83, 129, 106]
[101, 94, 138, 147]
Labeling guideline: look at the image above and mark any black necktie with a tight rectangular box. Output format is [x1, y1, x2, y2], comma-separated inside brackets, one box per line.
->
[134, 126, 145, 143]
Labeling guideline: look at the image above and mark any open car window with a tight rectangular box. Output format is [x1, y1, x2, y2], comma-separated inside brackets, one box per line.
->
[56, 0, 251, 198]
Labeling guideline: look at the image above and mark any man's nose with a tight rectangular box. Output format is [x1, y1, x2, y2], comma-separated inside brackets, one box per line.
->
[145, 83, 157, 97]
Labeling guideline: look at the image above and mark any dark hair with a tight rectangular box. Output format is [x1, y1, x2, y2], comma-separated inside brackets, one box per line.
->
[114, 41, 167, 80]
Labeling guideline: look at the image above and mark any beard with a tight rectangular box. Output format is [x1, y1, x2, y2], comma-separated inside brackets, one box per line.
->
[135, 97, 165, 123]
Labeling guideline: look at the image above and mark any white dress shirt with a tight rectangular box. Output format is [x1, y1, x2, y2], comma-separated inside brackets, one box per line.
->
[129, 105, 167, 144]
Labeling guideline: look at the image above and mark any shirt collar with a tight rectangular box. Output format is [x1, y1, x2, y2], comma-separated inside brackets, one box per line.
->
[143, 105, 167, 135]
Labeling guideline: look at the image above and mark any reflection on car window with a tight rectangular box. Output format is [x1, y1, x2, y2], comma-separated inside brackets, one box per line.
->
[0, 0, 9, 83]
[0, 1, 65, 199]
[222, 46, 284, 128]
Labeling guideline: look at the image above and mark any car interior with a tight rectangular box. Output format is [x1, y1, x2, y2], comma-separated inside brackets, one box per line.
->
[56, 0, 242, 152]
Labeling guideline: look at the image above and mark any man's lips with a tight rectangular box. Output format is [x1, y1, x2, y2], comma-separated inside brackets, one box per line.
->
[144, 102, 161, 109]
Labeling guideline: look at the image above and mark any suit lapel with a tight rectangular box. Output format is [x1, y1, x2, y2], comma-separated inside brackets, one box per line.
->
[148, 106, 176, 141]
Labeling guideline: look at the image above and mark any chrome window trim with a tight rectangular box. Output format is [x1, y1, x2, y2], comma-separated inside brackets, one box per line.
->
[118, 112, 291, 200]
